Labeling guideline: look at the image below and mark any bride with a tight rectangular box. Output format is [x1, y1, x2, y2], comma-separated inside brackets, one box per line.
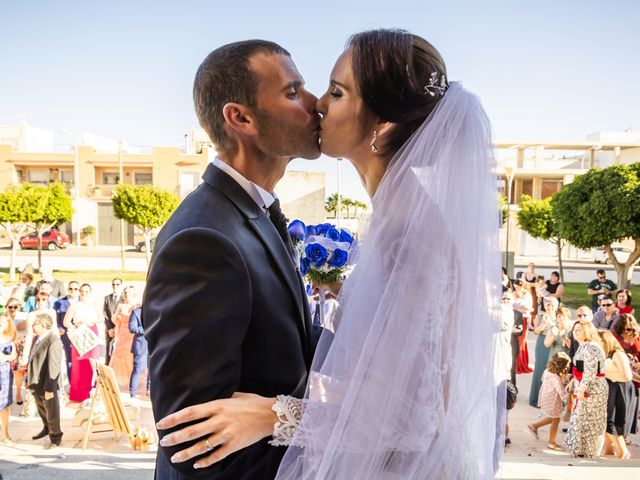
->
[158, 29, 503, 479]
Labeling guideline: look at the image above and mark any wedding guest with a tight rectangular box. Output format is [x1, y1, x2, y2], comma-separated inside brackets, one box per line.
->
[0, 314, 17, 445]
[512, 279, 533, 374]
[40, 266, 66, 299]
[507, 291, 523, 385]
[28, 293, 58, 336]
[545, 271, 564, 303]
[23, 280, 56, 313]
[109, 286, 138, 387]
[565, 321, 608, 458]
[614, 289, 634, 316]
[535, 275, 548, 304]
[497, 293, 514, 447]
[27, 312, 64, 449]
[545, 306, 571, 360]
[522, 263, 539, 324]
[587, 269, 617, 313]
[53, 281, 80, 378]
[63, 283, 99, 403]
[6, 297, 29, 405]
[569, 306, 594, 359]
[501, 266, 512, 293]
[103, 278, 123, 365]
[593, 296, 619, 330]
[600, 330, 636, 459]
[527, 352, 570, 450]
[611, 314, 640, 386]
[530, 296, 557, 407]
[10, 272, 34, 303]
[128, 305, 149, 398]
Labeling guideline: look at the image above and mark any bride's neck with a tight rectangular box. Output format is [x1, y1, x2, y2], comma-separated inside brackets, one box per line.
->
[352, 152, 393, 199]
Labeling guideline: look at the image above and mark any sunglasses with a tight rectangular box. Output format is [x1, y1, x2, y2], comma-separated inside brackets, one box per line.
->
[624, 327, 637, 332]
[7, 305, 19, 310]
[602, 303, 614, 307]
[69, 287, 79, 291]
[112, 283, 121, 287]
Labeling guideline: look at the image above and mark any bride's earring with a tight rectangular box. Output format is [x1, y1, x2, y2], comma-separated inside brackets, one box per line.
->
[370, 130, 378, 153]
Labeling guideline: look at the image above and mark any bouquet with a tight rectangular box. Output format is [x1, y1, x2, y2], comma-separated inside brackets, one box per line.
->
[288, 220, 356, 326]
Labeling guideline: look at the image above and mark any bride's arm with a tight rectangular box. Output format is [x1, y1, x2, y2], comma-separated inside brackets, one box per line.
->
[157, 392, 296, 469]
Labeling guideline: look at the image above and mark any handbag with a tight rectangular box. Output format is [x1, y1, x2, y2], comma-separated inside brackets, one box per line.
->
[67, 325, 99, 356]
[506, 379, 518, 410]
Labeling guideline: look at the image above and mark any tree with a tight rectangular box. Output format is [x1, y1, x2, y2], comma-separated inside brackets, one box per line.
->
[0, 183, 48, 281]
[517, 195, 567, 281]
[112, 184, 179, 265]
[32, 181, 74, 271]
[325, 193, 339, 218]
[552, 164, 640, 289]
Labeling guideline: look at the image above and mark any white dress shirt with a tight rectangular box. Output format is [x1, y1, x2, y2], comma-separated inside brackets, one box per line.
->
[212, 157, 276, 213]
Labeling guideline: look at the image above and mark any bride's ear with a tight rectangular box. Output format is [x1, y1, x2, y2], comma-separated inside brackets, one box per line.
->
[374, 121, 396, 151]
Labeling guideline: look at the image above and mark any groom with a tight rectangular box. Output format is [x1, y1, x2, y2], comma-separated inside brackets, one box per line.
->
[143, 40, 320, 479]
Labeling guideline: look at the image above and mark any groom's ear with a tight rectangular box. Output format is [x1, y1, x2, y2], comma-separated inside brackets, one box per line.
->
[222, 102, 258, 138]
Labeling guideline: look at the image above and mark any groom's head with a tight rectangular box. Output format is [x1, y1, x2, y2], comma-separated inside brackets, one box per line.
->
[194, 40, 320, 161]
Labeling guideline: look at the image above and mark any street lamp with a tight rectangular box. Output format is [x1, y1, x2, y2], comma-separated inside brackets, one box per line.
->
[118, 140, 126, 272]
[59, 129, 81, 247]
[504, 166, 516, 276]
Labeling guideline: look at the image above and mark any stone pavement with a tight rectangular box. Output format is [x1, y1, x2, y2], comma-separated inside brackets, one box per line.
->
[1, 330, 639, 479]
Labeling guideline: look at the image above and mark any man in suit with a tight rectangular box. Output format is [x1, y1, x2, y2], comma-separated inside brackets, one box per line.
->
[53, 280, 80, 378]
[103, 277, 123, 365]
[28, 312, 63, 449]
[143, 40, 320, 479]
[128, 305, 149, 398]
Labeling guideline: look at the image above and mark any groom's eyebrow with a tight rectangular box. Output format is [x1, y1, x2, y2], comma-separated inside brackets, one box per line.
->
[282, 80, 304, 91]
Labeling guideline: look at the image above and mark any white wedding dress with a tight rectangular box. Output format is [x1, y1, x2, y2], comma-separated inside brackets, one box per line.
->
[273, 83, 504, 479]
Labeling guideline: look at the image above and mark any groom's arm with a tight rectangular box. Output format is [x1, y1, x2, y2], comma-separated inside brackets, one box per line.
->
[144, 227, 252, 478]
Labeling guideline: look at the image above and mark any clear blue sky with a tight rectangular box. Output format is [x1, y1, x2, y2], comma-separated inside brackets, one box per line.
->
[1, 0, 639, 201]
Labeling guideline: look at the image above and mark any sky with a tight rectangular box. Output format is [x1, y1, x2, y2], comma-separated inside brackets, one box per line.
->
[1, 0, 639, 202]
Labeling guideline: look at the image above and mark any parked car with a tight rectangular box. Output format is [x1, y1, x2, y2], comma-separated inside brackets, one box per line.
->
[136, 237, 156, 253]
[592, 245, 636, 264]
[19, 228, 70, 250]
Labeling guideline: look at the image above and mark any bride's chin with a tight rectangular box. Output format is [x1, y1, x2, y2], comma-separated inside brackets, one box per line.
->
[319, 140, 342, 159]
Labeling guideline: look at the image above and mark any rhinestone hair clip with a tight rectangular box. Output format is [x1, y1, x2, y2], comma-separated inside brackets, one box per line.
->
[424, 71, 448, 97]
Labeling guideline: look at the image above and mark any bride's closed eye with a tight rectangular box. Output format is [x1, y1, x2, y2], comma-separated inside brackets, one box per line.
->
[330, 86, 342, 98]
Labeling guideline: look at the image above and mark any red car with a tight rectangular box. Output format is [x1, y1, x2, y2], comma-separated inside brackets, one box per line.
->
[19, 228, 70, 250]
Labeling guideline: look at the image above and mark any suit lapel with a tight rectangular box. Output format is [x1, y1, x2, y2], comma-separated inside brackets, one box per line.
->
[202, 164, 307, 337]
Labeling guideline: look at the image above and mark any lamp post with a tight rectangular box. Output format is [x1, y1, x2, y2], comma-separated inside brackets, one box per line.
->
[118, 141, 126, 272]
[59, 129, 81, 247]
[504, 166, 515, 276]
[336, 158, 342, 228]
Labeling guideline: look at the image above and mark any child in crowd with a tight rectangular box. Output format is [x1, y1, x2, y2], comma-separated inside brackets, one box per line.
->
[535, 275, 548, 303]
[527, 352, 571, 450]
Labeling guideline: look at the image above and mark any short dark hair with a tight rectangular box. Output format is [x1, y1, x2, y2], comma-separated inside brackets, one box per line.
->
[347, 29, 447, 154]
[112, 278, 123, 284]
[596, 269, 606, 276]
[193, 40, 290, 154]
[612, 313, 638, 337]
[551, 271, 560, 279]
[615, 288, 632, 306]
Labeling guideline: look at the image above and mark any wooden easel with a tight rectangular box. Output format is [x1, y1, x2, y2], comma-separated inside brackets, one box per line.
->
[81, 362, 135, 450]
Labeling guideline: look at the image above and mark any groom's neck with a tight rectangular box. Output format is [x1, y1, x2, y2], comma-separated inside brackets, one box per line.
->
[219, 150, 289, 193]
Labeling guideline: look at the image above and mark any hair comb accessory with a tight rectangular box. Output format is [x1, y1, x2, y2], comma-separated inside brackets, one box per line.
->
[424, 71, 448, 97]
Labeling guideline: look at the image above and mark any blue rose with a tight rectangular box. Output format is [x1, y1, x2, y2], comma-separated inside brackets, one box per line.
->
[305, 243, 328, 267]
[339, 229, 353, 245]
[328, 248, 348, 267]
[300, 257, 311, 275]
[316, 223, 332, 236]
[288, 220, 306, 241]
[326, 227, 340, 241]
[305, 225, 317, 239]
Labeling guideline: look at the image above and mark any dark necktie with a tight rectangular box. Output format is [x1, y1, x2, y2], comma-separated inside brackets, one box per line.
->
[268, 199, 295, 263]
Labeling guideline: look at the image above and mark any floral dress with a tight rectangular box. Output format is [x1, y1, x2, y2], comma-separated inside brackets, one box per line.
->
[565, 342, 608, 458]
[0, 340, 14, 409]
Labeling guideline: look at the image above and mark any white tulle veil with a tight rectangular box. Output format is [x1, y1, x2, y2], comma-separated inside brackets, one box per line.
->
[276, 82, 504, 479]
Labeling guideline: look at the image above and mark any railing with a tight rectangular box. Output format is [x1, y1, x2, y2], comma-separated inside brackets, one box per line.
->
[90, 184, 117, 198]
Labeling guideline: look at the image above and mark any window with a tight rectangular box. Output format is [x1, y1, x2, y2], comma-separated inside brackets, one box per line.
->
[103, 172, 119, 185]
[134, 172, 153, 185]
[541, 180, 562, 199]
[28, 168, 49, 185]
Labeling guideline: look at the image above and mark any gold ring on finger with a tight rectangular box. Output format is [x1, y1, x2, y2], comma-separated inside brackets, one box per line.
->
[204, 438, 213, 452]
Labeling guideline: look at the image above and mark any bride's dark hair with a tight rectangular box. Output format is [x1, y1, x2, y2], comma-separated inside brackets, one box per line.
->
[348, 29, 447, 154]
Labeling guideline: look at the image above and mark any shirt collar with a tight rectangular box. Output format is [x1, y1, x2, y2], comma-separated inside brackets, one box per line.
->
[212, 157, 275, 211]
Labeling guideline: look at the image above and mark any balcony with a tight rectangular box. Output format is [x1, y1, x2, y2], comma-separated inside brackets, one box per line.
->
[89, 184, 117, 199]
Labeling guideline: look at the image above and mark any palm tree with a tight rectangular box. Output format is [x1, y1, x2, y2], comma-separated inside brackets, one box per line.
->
[325, 193, 339, 218]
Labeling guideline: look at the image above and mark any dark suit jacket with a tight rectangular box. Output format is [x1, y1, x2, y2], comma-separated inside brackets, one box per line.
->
[27, 333, 63, 394]
[103, 293, 120, 331]
[143, 164, 314, 480]
[128, 306, 147, 356]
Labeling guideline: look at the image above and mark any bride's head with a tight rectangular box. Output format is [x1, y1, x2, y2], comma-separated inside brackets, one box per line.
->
[317, 29, 447, 162]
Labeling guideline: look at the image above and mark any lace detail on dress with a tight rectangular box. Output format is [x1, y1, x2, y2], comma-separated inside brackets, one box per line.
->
[269, 395, 304, 447]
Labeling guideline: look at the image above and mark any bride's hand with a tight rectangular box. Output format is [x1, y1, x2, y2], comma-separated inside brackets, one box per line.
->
[311, 280, 341, 299]
[156, 392, 277, 469]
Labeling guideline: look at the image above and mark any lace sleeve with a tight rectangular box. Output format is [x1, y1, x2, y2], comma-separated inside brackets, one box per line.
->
[268, 395, 305, 447]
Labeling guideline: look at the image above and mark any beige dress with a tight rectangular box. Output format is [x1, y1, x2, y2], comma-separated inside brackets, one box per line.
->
[108, 305, 134, 386]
